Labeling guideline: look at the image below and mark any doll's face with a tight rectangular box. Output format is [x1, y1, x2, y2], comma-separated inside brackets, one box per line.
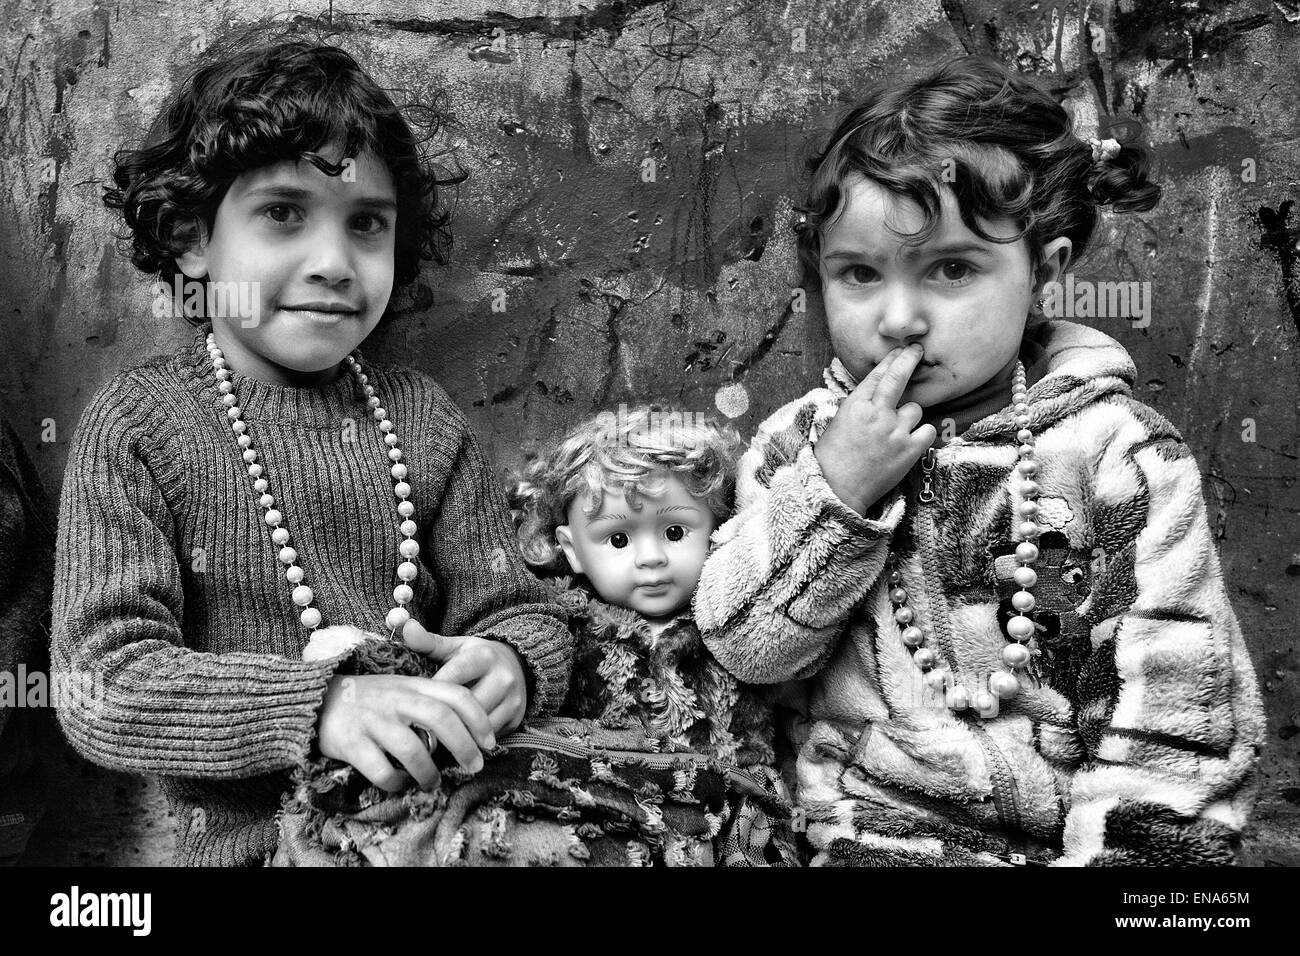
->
[555, 472, 716, 621]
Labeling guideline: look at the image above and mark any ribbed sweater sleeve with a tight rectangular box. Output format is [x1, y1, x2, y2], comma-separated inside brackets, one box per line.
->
[421, 397, 572, 716]
[50, 376, 343, 778]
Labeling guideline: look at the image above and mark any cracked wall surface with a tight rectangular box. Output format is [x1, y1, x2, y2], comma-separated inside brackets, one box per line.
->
[1, 0, 1297, 865]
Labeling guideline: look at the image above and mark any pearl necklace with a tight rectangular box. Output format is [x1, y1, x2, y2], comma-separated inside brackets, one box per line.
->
[206, 334, 420, 636]
[886, 361, 1041, 718]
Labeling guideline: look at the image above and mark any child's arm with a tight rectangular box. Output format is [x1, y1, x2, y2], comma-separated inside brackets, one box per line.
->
[694, 389, 909, 684]
[1059, 400, 1265, 865]
[420, 399, 573, 721]
[50, 380, 347, 778]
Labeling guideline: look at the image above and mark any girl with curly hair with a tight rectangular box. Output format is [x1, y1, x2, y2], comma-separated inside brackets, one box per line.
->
[694, 55, 1264, 867]
[49, 31, 572, 866]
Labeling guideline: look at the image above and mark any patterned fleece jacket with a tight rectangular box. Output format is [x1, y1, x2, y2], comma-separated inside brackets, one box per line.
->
[694, 320, 1264, 867]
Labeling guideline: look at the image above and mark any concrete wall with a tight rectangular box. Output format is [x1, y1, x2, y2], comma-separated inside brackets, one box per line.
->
[1, 0, 1296, 864]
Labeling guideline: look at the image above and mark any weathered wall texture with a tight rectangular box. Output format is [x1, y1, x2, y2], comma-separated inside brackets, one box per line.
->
[1, 0, 1296, 864]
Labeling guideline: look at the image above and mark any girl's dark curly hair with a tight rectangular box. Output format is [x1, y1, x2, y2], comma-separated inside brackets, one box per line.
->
[103, 31, 463, 325]
[794, 55, 1161, 288]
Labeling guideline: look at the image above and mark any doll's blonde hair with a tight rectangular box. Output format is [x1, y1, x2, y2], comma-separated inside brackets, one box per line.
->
[510, 404, 743, 574]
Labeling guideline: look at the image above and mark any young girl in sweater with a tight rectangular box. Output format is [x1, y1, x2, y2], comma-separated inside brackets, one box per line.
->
[694, 56, 1264, 866]
[50, 35, 571, 866]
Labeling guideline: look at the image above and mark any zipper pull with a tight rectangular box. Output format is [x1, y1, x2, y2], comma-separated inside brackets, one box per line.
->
[918, 447, 937, 503]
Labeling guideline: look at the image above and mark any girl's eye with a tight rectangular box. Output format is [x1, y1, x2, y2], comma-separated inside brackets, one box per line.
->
[664, 525, 686, 542]
[839, 264, 876, 285]
[936, 260, 974, 283]
[263, 204, 302, 225]
[352, 212, 390, 235]
[608, 532, 629, 549]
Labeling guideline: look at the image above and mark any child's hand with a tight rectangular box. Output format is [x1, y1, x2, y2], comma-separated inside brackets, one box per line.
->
[400, 619, 529, 736]
[814, 343, 938, 516]
[315, 672, 496, 792]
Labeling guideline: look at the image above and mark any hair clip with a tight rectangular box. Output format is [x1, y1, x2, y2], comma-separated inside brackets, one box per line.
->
[1087, 136, 1122, 163]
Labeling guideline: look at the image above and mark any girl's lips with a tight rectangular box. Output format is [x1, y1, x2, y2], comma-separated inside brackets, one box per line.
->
[278, 307, 359, 325]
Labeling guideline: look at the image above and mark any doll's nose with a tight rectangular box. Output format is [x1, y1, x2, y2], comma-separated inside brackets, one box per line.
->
[634, 538, 668, 568]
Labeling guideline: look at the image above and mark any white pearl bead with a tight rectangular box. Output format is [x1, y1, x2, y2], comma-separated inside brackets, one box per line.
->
[397, 501, 415, 518]
[237, 434, 252, 449]
[300, 607, 322, 629]
[894, 607, 913, 625]
[271, 527, 290, 546]
[399, 538, 419, 559]
[292, 585, 313, 607]
[389, 448, 403, 462]
[227, 407, 242, 421]
[242, 449, 257, 464]
[367, 397, 380, 409]
[400, 519, 417, 537]
[248, 464, 263, 477]
[394, 584, 414, 605]
[285, 565, 304, 584]
[1015, 542, 1039, 563]
[1018, 443, 1035, 458]
[222, 393, 238, 407]
[397, 561, 418, 582]
[357, 373, 368, 386]
[1017, 460, 1039, 476]
[924, 669, 950, 691]
[215, 368, 231, 381]
[1015, 414, 1030, 427]
[394, 481, 411, 499]
[1019, 521, 1038, 538]
[265, 509, 282, 527]
[1002, 642, 1032, 668]
[218, 381, 233, 394]
[1011, 590, 1036, 612]
[1014, 402, 1028, 414]
[259, 494, 274, 509]
[1018, 500, 1039, 517]
[278, 547, 297, 565]
[1016, 428, 1033, 443]
[379, 419, 395, 433]
[373, 407, 387, 421]
[253, 478, 269, 493]
[989, 671, 1020, 699]
[946, 685, 971, 711]
[913, 647, 937, 670]
[901, 626, 924, 648]
[1013, 566, 1038, 588]
[974, 691, 998, 717]
[1006, 615, 1035, 639]
[384, 433, 399, 447]
[391, 463, 408, 480]
[386, 607, 411, 632]
[232, 420, 247, 434]
[1019, 481, 1040, 498]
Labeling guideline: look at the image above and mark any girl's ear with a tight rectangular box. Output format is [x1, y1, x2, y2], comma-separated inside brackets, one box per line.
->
[1032, 236, 1073, 295]
[555, 525, 584, 575]
[174, 218, 211, 280]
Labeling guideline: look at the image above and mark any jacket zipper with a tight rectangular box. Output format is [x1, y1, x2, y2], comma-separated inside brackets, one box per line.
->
[913, 446, 1022, 834]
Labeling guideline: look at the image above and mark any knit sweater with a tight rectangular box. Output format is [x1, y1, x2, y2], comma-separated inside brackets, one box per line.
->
[49, 322, 573, 866]
[694, 320, 1265, 866]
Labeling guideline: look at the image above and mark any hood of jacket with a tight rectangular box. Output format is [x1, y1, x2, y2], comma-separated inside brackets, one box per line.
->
[821, 319, 1137, 444]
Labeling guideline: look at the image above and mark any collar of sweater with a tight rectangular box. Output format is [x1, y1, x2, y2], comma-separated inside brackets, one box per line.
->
[550, 576, 697, 645]
[820, 319, 1137, 444]
[177, 322, 373, 427]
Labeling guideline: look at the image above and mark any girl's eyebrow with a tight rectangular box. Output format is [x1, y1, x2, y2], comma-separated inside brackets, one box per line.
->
[656, 505, 699, 514]
[823, 242, 993, 262]
[241, 184, 398, 211]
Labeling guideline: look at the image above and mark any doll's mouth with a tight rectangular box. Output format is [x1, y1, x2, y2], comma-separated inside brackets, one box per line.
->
[636, 581, 672, 593]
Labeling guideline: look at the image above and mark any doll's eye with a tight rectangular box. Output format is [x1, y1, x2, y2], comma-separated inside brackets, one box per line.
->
[608, 532, 629, 549]
[664, 525, 686, 542]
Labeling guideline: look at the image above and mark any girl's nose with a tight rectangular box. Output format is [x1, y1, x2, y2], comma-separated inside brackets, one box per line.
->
[304, 223, 357, 286]
[875, 284, 929, 344]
